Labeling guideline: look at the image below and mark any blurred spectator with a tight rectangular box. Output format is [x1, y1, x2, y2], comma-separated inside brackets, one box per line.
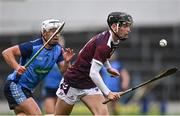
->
[101, 52, 130, 115]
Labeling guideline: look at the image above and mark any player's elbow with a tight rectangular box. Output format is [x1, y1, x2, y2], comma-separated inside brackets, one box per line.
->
[2, 49, 8, 59]
[2, 48, 15, 61]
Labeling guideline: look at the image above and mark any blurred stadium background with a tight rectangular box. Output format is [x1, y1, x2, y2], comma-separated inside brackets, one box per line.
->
[0, 0, 180, 115]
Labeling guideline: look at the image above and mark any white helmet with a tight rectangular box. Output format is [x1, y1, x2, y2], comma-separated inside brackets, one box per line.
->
[41, 19, 63, 33]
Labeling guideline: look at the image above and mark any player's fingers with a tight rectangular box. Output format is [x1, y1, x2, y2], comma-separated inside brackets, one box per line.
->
[68, 48, 74, 53]
[114, 94, 119, 99]
[16, 69, 23, 75]
[71, 52, 75, 58]
[117, 93, 121, 98]
[66, 48, 70, 52]
[17, 66, 26, 75]
[65, 48, 70, 54]
[70, 48, 74, 53]
[21, 66, 26, 70]
[117, 72, 121, 76]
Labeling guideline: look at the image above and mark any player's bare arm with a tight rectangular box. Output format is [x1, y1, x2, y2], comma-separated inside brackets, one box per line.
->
[2, 45, 26, 75]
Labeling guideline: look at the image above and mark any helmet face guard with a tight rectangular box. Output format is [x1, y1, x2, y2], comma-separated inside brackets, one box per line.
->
[107, 12, 133, 40]
[41, 19, 63, 46]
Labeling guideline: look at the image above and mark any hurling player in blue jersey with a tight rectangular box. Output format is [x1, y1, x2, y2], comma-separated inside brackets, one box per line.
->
[42, 37, 65, 114]
[2, 19, 74, 115]
[55, 12, 133, 115]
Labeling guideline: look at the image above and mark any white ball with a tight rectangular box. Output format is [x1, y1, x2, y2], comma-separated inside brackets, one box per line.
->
[159, 39, 167, 47]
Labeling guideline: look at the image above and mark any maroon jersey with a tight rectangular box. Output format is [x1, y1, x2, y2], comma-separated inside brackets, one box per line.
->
[64, 31, 118, 89]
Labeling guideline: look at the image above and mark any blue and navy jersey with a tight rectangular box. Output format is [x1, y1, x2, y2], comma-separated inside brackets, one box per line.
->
[7, 38, 64, 91]
[101, 60, 123, 92]
[43, 64, 62, 89]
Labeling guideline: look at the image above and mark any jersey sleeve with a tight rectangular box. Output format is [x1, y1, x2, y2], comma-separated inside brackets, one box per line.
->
[18, 41, 33, 58]
[56, 47, 64, 63]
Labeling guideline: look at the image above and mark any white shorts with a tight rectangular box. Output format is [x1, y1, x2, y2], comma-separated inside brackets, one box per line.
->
[56, 80, 103, 105]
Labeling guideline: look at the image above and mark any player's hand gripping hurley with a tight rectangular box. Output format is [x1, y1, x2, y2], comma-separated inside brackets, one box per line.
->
[24, 22, 65, 68]
[103, 67, 178, 104]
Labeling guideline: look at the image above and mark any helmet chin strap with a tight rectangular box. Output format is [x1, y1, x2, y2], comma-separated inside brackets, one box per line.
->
[116, 23, 119, 32]
[109, 23, 126, 41]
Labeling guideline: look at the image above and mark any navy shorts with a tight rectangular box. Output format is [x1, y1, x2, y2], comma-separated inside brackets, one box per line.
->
[42, 87, 58, 98]
[3, 80, 33, 110]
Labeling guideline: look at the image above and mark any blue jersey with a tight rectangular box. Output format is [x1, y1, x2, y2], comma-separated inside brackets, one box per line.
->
[101, 60, 123, 92]
[7, 38, 64, 92]
[43, 64, 62, 89]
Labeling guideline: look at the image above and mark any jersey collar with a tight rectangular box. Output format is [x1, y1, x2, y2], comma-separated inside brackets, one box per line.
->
[107, 30, 120, 48]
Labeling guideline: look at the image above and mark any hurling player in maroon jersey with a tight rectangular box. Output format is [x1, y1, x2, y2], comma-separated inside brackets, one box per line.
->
[55, 12, 133, 115]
